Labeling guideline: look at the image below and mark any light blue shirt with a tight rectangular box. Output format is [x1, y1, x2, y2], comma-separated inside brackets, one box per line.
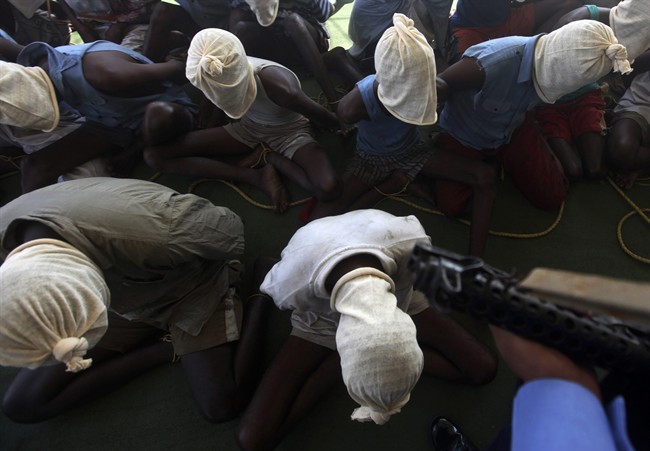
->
[16, 41, 196, 130]
[439, 35, 542, 151]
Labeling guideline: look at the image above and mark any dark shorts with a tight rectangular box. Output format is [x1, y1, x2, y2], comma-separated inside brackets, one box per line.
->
[347, 140, 434, 186]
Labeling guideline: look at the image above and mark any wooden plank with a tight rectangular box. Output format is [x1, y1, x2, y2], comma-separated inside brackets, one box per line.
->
[519, 268, 650, 325]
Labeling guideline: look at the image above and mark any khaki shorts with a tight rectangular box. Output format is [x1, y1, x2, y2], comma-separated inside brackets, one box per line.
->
[97, 286, 243, 356]
[224, 116, 317, 159]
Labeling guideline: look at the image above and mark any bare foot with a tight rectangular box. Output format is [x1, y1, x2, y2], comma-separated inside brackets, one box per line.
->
[406, 180, 434, 204]
[237, 144, 267, 169]
[390, 171, 434, 204]
[259, 164, 289, 213]
[614, 170, 640, 189]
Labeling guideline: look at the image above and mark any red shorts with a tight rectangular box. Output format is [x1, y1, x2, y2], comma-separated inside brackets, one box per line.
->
[448, 4, 536, 63]
[537, 89, 606, 144]
[435, 114, 568, 216]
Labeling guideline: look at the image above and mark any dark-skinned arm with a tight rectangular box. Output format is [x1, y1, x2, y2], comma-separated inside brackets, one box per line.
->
[335, 85, 368, 125]
[259, 66, 340, 131]
[57, 0, 102, 43]
[436, 56, 486, 104]
[0, 36, 24, 62]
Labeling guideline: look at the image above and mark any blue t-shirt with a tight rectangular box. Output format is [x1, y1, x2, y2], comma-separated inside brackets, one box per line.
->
[439, 35, 542, 150]
[356, 74, 420, 156]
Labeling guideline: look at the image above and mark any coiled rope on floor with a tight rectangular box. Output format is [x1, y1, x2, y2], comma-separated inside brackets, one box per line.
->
[606, 176, 650, 264]
[187, 178, 310, 209]
[125, 172, 650, 263]
[373, 188, 565, 239]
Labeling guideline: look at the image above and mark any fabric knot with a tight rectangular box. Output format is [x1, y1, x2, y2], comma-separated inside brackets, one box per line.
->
[350, 403, 405, 425]
[53, 337, 92, 372]
[606, 43, 633, 74]
[200, 55, 224, 77]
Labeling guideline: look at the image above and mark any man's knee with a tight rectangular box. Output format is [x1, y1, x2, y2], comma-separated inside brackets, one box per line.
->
[608, 134, 640, 169]
[236, 419, 275, 451]
[196, 397, 238, 424]
[2, 391, 43, 423]
[149, 2, 178, 26]
[142, 101, 191, 146]
[316, 173, 342, 202]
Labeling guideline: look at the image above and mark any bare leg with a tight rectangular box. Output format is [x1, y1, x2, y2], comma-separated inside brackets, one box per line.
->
[413, 309, 497, 385]
[21, 126, 119, 193]
[281, 12, 342, 106]
[547, 137, 583, 181]
[142, 101, 289, 212]
[283, 143, 342, 201]
[308, 171, 371, 220]
[1, 341, 173, 423]
[576, 132, 607, 180]
[180, 285, 274, 425]
[236, 336, 340, 451]
[419, 149, 496, 257]
[142, 2, 198, 62]
[348, 171, 435, 211]
[322, 46, 365, 88]
[607, 118, 650, 189]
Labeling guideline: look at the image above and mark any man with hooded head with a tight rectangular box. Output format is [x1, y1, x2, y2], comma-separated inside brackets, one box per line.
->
[433, 19, 632, 219]
[142, 28, 345, 214]
[235, 209, 497, 451]
[0, 33, 196, 192]
[552, 0, 650, 63]
[309, 14, 497, 258]
[0, 177, 269, 424]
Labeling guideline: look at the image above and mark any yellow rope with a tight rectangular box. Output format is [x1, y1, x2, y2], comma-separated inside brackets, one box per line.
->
[147, 173, 646, 261]
[187, 178, 310, 208]
[615, 209, 650, 264]
[375, 194, 564, 239]
[0, 170, 19, 181]
[373, 182, 409, 197]
[607, 176, 650, 226]
[0, 154, 24, 171]
[607, 176, 650, 264]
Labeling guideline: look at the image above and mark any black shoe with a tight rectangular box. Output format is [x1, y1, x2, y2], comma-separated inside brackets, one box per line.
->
[430, 416, 480, 451]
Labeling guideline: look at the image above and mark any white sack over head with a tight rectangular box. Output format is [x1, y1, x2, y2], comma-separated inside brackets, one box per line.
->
[0, 239, 110, 373]
[533, 20, 632, 104]
[332, 268, 423, 425]
[0, 61, 59, 132]
[186, 28, 257, 119]
[375, 13, 437, 125]
[244, 0, 279, 26]
[609, 0, 650, 62]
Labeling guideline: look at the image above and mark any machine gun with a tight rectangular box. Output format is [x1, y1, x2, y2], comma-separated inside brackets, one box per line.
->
[409, 243, 650, 372]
